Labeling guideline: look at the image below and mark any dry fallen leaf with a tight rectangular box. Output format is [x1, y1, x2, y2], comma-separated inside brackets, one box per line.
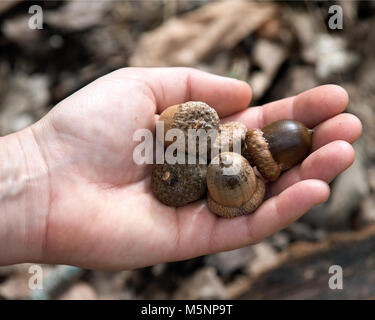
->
[0, 0, 21, 15]
[2, 15, 42, 46]
[249, 39, 288, 100]
[173, 266, 227, 300]
[58, 282, 97, 300]
[130, 0, 277, 67]
[0, 72, 49, 135]
[45, 0, 113, 31]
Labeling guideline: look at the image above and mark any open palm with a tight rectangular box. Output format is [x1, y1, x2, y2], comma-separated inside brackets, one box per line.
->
[32, 68, 361, 269]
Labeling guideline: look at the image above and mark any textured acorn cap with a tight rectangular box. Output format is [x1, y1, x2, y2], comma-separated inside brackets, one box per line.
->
[151, 162, 207, 207]
[244, 128, 281, 181]
[207, 177, 265, 218]
[158, 101, 220, 155]
[212, 121, 247, 157]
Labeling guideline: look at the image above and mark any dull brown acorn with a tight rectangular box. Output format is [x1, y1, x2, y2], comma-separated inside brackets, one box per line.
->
[151, 162, 207, 207]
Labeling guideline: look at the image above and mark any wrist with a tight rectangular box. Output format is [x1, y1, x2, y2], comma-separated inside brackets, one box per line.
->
[0, 123, 50, 265]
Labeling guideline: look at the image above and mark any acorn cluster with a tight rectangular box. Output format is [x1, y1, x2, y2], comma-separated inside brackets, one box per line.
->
[151, 101, 313, 218]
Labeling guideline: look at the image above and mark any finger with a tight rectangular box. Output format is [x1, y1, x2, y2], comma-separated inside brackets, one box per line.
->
[174, 180, 329, 258]
[224, 84, 349, 129]
[311, 113, 362, 151]
[207, 179, 330, 252]
[268, 141, 354, 197]
[263, 84, 349, 127]
[116, 67, 252, 117]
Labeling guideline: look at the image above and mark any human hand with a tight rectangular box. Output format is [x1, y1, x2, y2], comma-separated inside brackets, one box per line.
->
[3, 67, 362, 269]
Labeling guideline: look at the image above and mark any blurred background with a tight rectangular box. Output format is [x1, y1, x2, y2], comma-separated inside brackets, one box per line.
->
[0, 0, 375, 300]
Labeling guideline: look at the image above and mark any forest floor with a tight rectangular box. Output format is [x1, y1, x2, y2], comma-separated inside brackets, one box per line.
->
[0, 0, 374, 300]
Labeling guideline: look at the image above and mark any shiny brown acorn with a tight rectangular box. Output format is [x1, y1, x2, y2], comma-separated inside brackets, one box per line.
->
[206, 152, 265, 218]
[243, 120, 313, 181]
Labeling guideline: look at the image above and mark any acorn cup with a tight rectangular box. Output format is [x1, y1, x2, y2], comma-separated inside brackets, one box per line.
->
[158, 101, 220, 156]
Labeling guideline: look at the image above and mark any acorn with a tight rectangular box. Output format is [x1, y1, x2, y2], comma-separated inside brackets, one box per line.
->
[206, 152, 265, 218]
[158, 101, 220, 156]
[243, 120, 313, 182]
[212, 121, 247, 156]
[151, 162, 207, 207]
